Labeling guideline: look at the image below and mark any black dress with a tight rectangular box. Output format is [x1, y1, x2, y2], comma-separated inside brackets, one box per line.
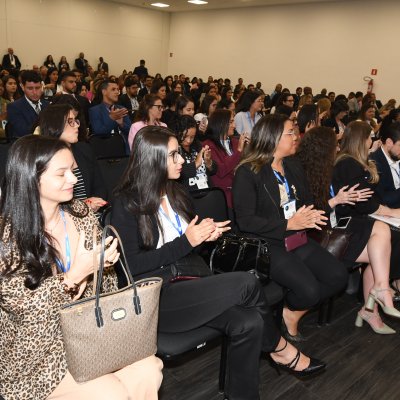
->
[333, 156, 400, 278]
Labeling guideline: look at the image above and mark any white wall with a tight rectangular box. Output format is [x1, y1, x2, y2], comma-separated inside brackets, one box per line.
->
[0, 0, 170, 76]
[168, 0, 400, 103]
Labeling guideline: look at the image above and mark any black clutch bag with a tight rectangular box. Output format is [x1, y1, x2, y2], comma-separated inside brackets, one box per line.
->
[160, 253, 213, 283]
[209, 233, 270, 285]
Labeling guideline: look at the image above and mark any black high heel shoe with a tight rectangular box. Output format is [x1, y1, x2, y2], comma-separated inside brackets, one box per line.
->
[282, 319, 306, 342]
[270, 340, 326, 378]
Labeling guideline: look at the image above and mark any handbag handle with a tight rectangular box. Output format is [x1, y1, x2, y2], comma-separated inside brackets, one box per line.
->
[94, 225, 142, 328]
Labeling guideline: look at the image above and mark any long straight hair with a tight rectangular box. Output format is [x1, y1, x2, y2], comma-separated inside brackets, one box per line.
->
[205, 109, 232, 152]
[237, 114, 288, 173]
[114, 126, 193, 248]
[0, 136, 82, 289]
[335, 120, 379, 183]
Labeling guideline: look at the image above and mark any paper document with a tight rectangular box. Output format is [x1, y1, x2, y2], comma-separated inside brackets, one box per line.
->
[369, 213, 400, 228]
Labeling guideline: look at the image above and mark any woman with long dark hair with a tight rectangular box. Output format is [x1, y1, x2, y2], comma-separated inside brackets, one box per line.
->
[39, 103, 108, 211]
[0, 135, 162, 400]
[234, 90, 264, 135]
[128, 94, 167, 150]
[111, 125, 325, 399]
[232, 114, 348, 341]
[43, 67, 61, 99]
[298, 126, 400, 334]
[44, 54, 56, 69]
[202, 109, 249, 210]
[194, 94, 218, 134]
[1, 75, 20, 102]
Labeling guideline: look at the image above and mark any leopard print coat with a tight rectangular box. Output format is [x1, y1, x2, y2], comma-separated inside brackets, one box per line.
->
[0, 200, 118, 400]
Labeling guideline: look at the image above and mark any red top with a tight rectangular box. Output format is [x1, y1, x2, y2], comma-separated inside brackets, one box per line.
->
[202, 137, 241, 209]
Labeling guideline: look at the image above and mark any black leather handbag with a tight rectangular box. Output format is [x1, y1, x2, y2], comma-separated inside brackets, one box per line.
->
[209, 233, 270, 285]
[307, 228, 351, 260]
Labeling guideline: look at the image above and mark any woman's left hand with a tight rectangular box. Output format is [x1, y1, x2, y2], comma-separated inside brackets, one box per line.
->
[85, 197, 108, 212]
[333, 184, 374, 206]
[205, 220, 231, 242]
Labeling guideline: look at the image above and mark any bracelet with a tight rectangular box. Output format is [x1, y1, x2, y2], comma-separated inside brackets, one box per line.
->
[59, 275, 80, 298]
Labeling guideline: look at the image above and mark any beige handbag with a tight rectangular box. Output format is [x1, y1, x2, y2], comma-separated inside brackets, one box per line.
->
[59, 225, 162, 383]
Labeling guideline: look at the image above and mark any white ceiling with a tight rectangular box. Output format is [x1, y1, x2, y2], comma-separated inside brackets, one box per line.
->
[110, 0, 347, 13]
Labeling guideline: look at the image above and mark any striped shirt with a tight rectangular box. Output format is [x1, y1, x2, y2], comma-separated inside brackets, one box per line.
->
[73, 167, 87, 200]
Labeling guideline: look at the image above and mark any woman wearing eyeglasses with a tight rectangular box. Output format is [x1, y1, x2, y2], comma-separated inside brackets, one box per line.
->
[128, 94, 167, 150]
[232, 114, 348, 341]
[39, 103, 108, 212]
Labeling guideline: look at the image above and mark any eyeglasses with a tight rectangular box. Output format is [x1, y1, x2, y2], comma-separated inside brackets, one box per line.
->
[169, 150, 180, 163]
[151, 104, 165, 111]
[67, 118, 80, 127]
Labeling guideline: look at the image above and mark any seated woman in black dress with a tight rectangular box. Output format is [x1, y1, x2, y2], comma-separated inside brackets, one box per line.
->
[176, 115, 217, 191]
[111, 126, 325, 400]
[298, 126, 400, 334]
[333, 121, 400, 314]
[232, 114, 348, 341]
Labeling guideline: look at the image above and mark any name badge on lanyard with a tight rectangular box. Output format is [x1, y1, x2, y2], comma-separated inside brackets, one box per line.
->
[274, 170, 296, 219]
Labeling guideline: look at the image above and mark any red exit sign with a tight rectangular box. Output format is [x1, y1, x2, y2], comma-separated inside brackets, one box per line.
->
[371, 69, 378, 75]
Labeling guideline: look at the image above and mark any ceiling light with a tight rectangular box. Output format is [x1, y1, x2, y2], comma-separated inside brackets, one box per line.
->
[188, 0, 208, 4]
[151, 2, 170, 7]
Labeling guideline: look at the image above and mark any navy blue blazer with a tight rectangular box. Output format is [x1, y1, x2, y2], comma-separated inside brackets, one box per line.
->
[7, 97, 49, 138]
[370, 147, 400, 208]
[88, 103, 131, 137]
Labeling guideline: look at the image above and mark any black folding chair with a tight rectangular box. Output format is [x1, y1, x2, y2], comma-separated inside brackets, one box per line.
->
[97, 156, 129, 197]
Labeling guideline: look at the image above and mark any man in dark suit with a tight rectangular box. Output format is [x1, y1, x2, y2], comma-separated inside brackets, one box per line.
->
[6, 70, 49, 139]
[118, 77, 139, 122]
[89, 80, 131, 138]
[370, 122, 400, 208]
[133, 59, 148, 79]
[1, 48, 21, 73]
[97, 57, 109, 73]
[138, 76, 153, 99]
[75, 52, 88, 76]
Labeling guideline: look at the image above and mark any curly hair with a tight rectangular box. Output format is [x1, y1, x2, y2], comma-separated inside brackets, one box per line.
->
[297, 126, 337, 210]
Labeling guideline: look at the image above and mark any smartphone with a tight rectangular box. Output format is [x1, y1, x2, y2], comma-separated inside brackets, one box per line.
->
[336, 217, 351, 229]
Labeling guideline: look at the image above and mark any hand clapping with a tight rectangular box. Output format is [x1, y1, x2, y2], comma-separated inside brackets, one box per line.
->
[185, 216, 231, 247]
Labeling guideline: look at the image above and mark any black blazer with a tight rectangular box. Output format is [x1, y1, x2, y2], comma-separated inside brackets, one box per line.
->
[2, 53, 21, 70]
[369, 147, 400, 208]
[71, 142, 107, 200]
[118, 94, 138, 122]
[332, 156, 380, 218]
[97, 62, 109, 72]
[110, 196, 193, 280]
[232, 157, 312, 245]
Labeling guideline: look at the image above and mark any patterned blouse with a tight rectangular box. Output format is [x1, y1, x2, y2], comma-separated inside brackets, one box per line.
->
[0, 200, 118, 400]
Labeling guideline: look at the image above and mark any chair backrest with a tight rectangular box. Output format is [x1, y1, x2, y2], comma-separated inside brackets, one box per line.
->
[88, 134, 127, 159]
[97, 156, 129, 196]
[190, 187, 229, 222]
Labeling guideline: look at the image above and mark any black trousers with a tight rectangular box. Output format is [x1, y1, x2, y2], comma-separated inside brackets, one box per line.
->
[269, 238, 348, 310]
[158, 272, 280, 400]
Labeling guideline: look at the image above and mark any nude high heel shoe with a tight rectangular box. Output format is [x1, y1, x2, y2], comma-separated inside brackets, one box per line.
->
[355, 309, 396, 334]
[366, 288, 400, 318]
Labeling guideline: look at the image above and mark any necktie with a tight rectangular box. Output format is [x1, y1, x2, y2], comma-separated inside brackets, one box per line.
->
[34, 103, 40, 115]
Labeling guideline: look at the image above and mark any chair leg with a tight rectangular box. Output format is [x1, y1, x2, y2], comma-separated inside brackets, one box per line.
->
[219, 336, 228, 394]
[325, 297, 334, 324]
[317, 301, 325, 326]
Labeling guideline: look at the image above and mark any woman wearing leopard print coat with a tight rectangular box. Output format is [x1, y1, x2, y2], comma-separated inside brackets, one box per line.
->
[0, 136, 163, 400]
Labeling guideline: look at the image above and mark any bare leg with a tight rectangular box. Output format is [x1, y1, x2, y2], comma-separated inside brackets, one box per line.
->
[270, 336, 310, 371]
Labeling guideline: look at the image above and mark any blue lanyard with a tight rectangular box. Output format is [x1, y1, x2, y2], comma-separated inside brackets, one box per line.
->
[55, 209, 71, 273]
[159, 206, 183, 236]
[273, 170, 291, 198]
[329, 185, 335, 198]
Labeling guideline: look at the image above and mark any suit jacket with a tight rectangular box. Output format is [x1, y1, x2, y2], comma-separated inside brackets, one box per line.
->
[75, 94, 91, 125]
[118, 93, 138, 122]
[1, 53, 21, 70]
[7, 97, 49, 138]
[97, 61, 109, 72]
[75, 57, 88, 74]
[232, 157, 312, 245]
[72, 142, 108, 199]
[133, 65, 148, 77]
[202, 137, 241, 209]
[89, 103, 131, 137]
[369, 147, 400, 208]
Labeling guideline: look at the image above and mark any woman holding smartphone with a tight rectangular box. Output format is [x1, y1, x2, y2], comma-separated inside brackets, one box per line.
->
[298, 126, 400, 334]
[232, 114, 348, 341]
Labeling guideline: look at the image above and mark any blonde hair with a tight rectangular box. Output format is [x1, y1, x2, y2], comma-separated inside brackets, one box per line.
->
[335, 121, 379, 183]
